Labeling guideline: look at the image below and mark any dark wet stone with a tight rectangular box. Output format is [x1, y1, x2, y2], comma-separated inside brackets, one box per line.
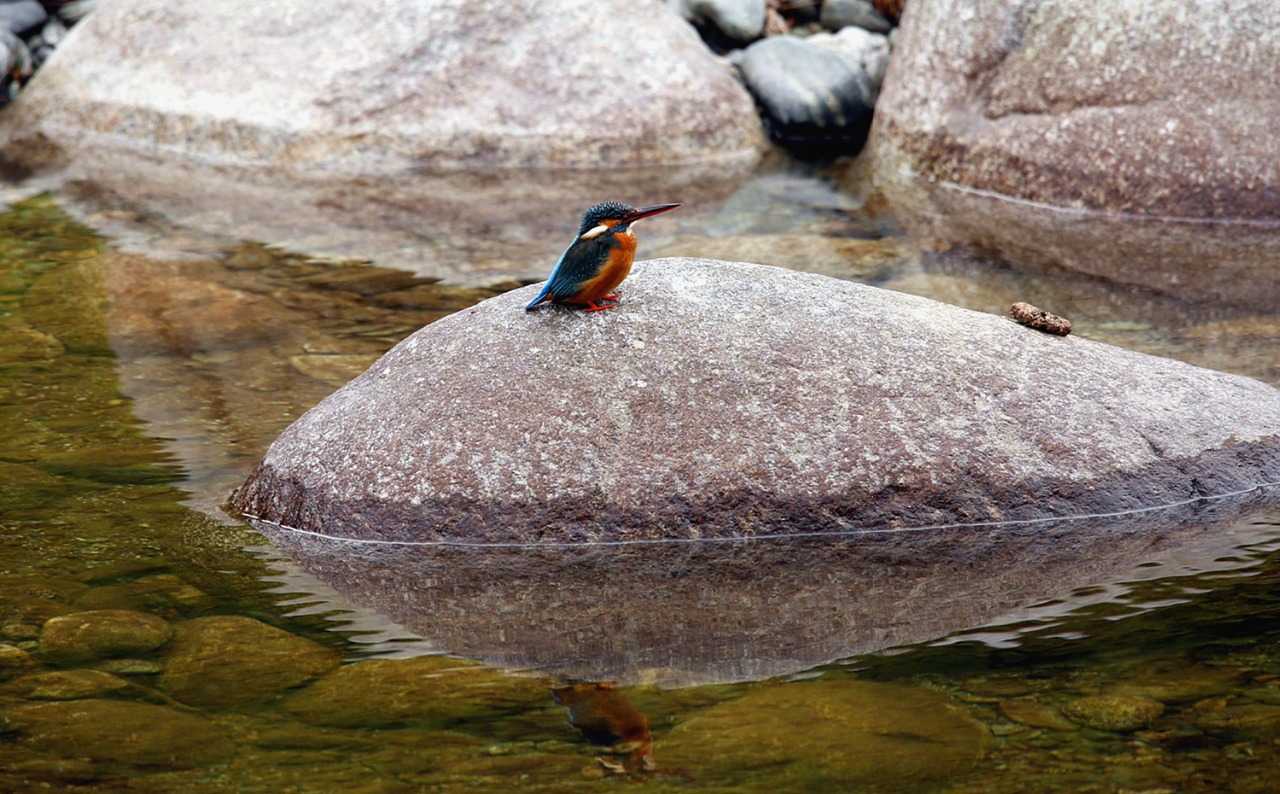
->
[38, 609, 173, 664]
[1062, 694, 1164, 732]
[658, 680, 989, 787]
[232, 258, 1280, 545]
[868, 0, 1280, 309]
[282, 655, 546, 729]
[673, 0, 767, 47]
[0, 0, 46, 36]
[821, 0, 893, 32]
[0, 698, 234, 767]
[159, 615, 339, 708]
[740, 35, 875, 151]
[8, 669, 130, 699]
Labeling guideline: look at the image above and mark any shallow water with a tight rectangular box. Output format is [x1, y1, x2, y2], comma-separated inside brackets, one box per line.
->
[2, 158, 1280, 792]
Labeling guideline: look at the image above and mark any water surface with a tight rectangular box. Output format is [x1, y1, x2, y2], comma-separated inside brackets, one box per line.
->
[2, 161, 1280, 792]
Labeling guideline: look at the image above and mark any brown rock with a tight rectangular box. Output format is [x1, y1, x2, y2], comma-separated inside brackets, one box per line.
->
[8, 669, 130, 700]
[657, 680, 988, 787]
[1062, 694, 1164, 732]
[231, 258, 1280, 544]
[282, 656, 546, 728]
[38, 609, 173, 664]
[159, 616, 339, 708]
[0, 699, 234, 767]
[868, 0, 1280, 309]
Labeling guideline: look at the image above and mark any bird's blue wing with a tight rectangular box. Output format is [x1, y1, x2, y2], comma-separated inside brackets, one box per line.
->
[525, 236, 611, 310]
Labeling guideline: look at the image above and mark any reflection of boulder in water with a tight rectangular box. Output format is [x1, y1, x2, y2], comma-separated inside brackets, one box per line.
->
[251, 488, 1280, 686]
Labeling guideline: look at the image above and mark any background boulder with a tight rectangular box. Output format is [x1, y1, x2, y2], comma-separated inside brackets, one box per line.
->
[867, 0, 1280, 308]
[1, 0, 764, 171]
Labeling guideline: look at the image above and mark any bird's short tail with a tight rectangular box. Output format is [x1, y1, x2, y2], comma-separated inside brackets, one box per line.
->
[525, 285, 552, 311]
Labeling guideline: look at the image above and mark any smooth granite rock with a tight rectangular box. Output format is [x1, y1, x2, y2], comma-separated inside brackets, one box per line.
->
[231, 257, 1280, 544]
[0, 0, 765, 171]
[867, 0, 1280, 309]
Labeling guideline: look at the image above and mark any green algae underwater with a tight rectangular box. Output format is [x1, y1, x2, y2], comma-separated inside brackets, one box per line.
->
[2, 196, 1280, 792]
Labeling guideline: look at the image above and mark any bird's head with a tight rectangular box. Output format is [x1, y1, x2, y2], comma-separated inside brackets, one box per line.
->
[577, 201, 681, 240]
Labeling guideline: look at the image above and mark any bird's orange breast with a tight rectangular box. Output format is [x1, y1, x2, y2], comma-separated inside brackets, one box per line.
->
[571, 231, 637, 302]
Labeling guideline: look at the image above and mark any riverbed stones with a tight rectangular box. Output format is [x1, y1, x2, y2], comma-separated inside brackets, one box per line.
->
[231, 258, 1280, 545]
[867, 0, 1280, 309]
[657, 680, 988, 788]
[9, 669, 130, 699]
[0, 699, 234, 767]
[38, 609, 172, 664]
[820, 0, 893, 33]
[282, 656, 546, 729]
[1062, 694, 1165, 732]
[158, 615, 339, 708]
[0, 0, 765, 172]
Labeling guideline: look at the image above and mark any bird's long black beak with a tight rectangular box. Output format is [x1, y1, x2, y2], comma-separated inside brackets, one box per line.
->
[624, 203, 682, 222]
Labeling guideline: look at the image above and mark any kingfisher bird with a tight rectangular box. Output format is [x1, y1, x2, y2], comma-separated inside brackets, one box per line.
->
[525, 201, 681, 312]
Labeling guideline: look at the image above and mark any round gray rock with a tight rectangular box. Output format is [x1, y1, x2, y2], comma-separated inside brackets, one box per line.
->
[867, 0, 1280, 309]
[820, 0, 892, 33]
[673, 0, 767, 46]
[0, 0, 765, 171]
[230, 258, 1280, 544]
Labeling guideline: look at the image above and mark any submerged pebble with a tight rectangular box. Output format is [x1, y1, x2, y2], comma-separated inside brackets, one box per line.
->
[9, 668, 130, 699]
[282, 655, 547, 729]
[159, 615, 340, 708]
[38, 609, 173, 664]
[0, 698, 234, 767]
[1062, 694, 1165, 732]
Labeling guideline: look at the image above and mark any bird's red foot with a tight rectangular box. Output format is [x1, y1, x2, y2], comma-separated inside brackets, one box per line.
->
[603, 293, 620, 301]
[583, 301, 616, 313]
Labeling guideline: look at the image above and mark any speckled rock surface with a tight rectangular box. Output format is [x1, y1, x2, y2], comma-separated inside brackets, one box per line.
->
[867, 0, 1280, 309]
[231, 258, 1280, 543]
[0, 0, 765, 171]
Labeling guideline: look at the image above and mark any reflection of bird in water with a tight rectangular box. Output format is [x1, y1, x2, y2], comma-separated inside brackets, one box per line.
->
[553, 682, 656, 776]
[525, 201, 681, 313]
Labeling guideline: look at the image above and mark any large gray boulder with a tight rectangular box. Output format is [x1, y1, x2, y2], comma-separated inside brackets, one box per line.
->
[0, 0, 765, 282]
[2, 0, 764, 171]
[230, 258, 1280, 544]
[867, 0, 1280, 309]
